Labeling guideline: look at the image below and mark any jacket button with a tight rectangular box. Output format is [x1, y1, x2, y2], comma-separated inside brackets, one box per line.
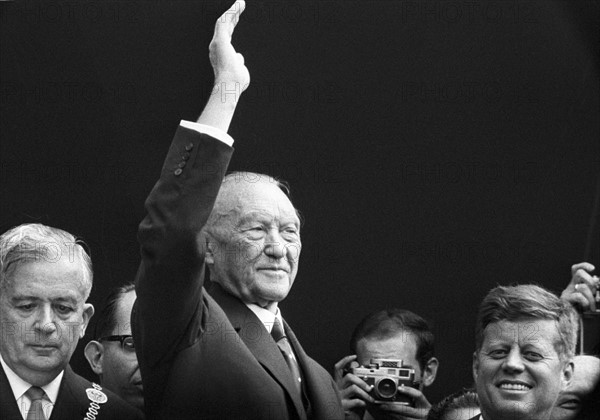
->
[174, 168, 183, 176]
[178, 162, 186, 168]
[185, 143, 194, 151]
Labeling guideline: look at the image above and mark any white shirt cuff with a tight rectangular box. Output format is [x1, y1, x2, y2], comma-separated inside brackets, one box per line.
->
[180, 120, 234, 147]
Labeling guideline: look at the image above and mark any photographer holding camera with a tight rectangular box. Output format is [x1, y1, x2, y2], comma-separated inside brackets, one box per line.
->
[334, 309, 439, 420]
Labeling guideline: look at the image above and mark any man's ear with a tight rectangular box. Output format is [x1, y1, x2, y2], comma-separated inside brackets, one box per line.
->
[84, 341, 104, 376]
[472, 351, 480, 382]
[80, 304, 95, 338]
[561, 359, 574, 390]
[421, 357, 439, 387]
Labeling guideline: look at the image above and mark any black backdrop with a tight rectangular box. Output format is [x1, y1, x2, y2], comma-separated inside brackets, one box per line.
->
[1, 0, 599, 403]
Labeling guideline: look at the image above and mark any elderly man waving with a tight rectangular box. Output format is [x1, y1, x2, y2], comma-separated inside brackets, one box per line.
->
[132, 2, 343, 419]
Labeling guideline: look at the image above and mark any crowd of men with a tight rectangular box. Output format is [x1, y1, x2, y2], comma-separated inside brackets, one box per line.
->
[1, 2, 599, 419]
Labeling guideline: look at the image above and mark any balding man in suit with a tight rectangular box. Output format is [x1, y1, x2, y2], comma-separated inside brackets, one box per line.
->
[132, 2, 344, 419]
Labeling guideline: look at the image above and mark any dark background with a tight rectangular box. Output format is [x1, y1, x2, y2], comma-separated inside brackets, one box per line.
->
[1, 0, 599, 403]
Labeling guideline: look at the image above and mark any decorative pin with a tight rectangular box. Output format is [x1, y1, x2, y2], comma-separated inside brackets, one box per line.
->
[86, 388, 108, 404]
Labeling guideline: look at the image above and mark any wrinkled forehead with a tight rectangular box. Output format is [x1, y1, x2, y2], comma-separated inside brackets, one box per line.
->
[2, 255, 88, 299]
[218, 178, 299, 222]
[483, 319, 560, 347]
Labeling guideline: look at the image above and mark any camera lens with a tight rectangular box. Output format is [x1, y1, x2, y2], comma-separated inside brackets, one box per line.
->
[376, 378, 397, 399]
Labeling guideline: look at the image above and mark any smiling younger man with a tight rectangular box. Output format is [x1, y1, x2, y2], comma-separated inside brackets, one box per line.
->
[0, 223, 143, 420]
[472, 285, 577, 420]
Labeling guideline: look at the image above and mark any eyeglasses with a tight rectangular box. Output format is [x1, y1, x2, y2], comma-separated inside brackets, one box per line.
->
[98, 335, 135, 353]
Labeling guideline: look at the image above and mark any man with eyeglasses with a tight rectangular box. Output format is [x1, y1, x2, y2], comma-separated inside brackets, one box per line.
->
[84, 284, 143, 413]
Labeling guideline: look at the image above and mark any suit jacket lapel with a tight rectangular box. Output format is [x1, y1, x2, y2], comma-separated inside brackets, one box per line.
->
[285, 320, 345, 420]
[207, 283, 307, 419]
[0, 364, 23, 420]
[0, 364, 87, 420]
[282, 319, 309, 375]
[50, 365, 86, 420]
[283, 321, 314, 415]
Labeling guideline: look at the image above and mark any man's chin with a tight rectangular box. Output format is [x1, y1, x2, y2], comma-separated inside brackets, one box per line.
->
[259, 290, 290, 305]
[18, 357, 65, 381]
[25, 354, 63, 370]
[251, 284, 292, 305]
[488, 400, 541, 419]
[24, 347, 62, 369]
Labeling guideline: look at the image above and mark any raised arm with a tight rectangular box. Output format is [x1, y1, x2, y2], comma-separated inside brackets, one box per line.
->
[134, 0, 248, 379]
[198, 0, 249, 131]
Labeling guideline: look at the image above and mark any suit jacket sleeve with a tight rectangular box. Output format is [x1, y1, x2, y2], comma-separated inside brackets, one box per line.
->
[133, 125, 233, 370]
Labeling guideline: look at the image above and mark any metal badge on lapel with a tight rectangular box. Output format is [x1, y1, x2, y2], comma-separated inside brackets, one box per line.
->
[84, 384, 107, 419]
[86, 387, 108, 404]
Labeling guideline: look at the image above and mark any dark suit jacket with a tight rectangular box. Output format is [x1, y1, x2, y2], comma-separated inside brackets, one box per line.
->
[133, 126, 344, 420]
[0, 364, 143, 420]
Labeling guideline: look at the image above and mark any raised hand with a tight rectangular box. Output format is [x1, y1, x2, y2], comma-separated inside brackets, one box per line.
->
[197, 1, 249, 131]
[210, 0, 250, 98]
[561, 262, 599, 312]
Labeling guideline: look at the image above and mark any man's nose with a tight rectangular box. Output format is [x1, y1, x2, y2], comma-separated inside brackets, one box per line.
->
[502, 348, 525, 372]
[264, 229, 285, 259]
[34, 306, 58, 336]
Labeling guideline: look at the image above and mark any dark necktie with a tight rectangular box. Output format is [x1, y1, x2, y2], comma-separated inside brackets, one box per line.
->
[25, 386, 47, 420]
[271, 318, 302, 396]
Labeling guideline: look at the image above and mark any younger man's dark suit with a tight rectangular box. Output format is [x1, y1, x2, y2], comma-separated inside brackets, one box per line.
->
[133, 126, 344, 420]
[0, 364, 143, 420]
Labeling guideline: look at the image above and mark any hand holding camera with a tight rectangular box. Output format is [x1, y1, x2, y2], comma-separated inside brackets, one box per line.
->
[334, 355, 372, 419]
[561, 262, 600, 354]
[334, 356, 432, 420]
[561, 262, 599, 312]
[347, 358, 419, 405]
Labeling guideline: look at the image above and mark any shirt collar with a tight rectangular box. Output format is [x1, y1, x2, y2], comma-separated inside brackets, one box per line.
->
[245, 303, 283, 334]
[0, 353, 64, 404]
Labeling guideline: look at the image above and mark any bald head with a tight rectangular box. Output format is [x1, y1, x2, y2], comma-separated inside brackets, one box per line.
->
[205, 173, 296, 237]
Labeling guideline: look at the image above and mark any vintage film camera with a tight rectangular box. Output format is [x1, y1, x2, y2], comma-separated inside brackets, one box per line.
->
[347, 359, 419, 406]
[577, 284, 600, 355]
[579, 310, 600, 355]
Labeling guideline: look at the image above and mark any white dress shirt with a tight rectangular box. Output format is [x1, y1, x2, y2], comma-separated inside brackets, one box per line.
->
[246, 303, 284, 335]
